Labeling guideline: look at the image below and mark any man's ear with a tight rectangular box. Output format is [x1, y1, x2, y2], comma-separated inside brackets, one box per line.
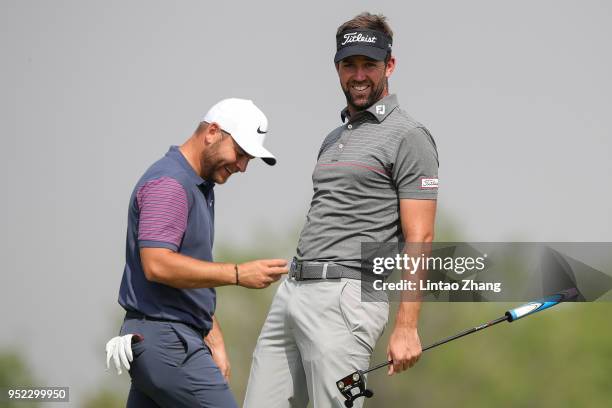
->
[204, 122, 223, 145]
[385, 56, 396, 78]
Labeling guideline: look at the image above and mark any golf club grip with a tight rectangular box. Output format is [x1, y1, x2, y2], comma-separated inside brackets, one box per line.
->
[505, 288, 578, 322]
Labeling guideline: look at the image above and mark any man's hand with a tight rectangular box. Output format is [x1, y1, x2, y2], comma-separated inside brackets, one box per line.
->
[386, 326, 422, 375]
[236, 259, 288, 288]
[205, 316, 231, 382]
[207, 341, 231, 382]
[105, 334, 135, 375]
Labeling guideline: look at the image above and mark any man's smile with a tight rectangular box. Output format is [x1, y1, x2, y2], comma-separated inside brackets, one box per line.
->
[350, 82, 371, 93]
[351, 84, 370, 92]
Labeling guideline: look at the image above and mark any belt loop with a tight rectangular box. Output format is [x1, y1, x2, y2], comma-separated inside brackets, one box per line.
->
[322, 263, 328, 279]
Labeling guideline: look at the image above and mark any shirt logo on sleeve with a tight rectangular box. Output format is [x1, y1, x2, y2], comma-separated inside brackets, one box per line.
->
[420, 177, 439, 189]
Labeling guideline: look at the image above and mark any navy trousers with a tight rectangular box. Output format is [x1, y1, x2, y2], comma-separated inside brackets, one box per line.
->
[120, 316, 238, 408]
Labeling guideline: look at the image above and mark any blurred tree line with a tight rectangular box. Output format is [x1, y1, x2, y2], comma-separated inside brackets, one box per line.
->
[0, 350, 40, 408]
[3, 215, 610, 407]
[212, 215, 612, 407]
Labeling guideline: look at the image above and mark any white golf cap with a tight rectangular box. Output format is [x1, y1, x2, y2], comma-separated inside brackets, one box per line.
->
[203, 98, 276, 166]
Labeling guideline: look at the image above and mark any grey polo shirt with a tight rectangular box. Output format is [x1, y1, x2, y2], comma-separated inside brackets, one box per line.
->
[296, 94, 439, 268]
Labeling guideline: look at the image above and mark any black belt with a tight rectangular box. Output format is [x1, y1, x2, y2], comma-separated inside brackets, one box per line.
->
[289, 258, 364, 281]
[125, 311, 206, 338]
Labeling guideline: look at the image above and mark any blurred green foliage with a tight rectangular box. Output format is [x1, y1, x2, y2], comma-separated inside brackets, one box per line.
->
[214, 277, 612, 407]
[367, 302, 612, 408]
[82, 388, 126, 408]
[0, 350, 40, 408]
[81, 315, 131, 408]
[10, 214, 607, 407]
[212, 216, 612, 407]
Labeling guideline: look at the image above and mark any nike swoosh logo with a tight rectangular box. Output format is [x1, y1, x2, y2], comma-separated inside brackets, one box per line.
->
[257, 126, 267, 134]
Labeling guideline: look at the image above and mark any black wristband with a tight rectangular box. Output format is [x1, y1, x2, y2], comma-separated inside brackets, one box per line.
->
[234, 264, 239, 285]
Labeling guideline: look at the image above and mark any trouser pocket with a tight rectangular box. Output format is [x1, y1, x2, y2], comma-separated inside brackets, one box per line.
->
[339, 279, 389, 354]
[156, 323, 190, 367]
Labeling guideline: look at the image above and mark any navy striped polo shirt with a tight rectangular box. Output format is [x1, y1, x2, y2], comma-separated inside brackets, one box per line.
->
[118, 146, 216, 333]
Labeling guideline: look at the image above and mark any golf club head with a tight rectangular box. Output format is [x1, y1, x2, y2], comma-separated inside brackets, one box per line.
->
[336, 370, 374, 407]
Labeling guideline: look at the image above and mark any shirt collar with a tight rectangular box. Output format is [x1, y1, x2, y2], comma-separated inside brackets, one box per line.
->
[166, 146, 215, 191]
[340, 94, 399, 123]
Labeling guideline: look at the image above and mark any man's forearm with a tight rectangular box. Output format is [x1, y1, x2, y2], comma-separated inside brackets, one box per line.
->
[394, 196, 435, 331]
[393, 242, 424, 330]
[141, 248, 236, 289]
[394, 300, 421, 329]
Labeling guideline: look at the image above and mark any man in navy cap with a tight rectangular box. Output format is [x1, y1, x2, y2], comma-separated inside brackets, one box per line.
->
[106, 98, 288, 407]
[244, 13, 439, 407]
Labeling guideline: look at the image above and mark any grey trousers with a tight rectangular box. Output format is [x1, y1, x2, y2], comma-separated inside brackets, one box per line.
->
[244, 278, 389, 408]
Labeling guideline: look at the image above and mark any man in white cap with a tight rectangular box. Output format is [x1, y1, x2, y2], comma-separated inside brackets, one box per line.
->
[106, 98, 287, 407]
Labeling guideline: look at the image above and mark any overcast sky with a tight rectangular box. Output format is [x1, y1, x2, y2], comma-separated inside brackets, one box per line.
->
[1, 0, 611, 405]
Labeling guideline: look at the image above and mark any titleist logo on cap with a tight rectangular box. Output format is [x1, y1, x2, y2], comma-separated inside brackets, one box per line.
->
[334, 29, 392, 63]
[341, 32, 377, 46]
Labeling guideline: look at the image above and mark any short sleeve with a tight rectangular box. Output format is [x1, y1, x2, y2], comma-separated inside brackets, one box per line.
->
[392, 127, 439, 199]
[136, 177, 188, 251]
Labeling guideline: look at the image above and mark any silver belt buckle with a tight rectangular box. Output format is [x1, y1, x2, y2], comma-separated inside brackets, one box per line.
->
[290, 257, 302, 280]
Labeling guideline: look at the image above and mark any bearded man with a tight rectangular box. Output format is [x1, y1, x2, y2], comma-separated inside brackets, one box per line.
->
[244, 13, 439, 407]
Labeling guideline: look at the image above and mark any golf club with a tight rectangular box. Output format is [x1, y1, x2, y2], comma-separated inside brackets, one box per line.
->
[336, 287, 578, 407]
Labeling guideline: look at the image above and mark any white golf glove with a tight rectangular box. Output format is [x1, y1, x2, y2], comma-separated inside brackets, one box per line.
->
[105, 334, 136, 375]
